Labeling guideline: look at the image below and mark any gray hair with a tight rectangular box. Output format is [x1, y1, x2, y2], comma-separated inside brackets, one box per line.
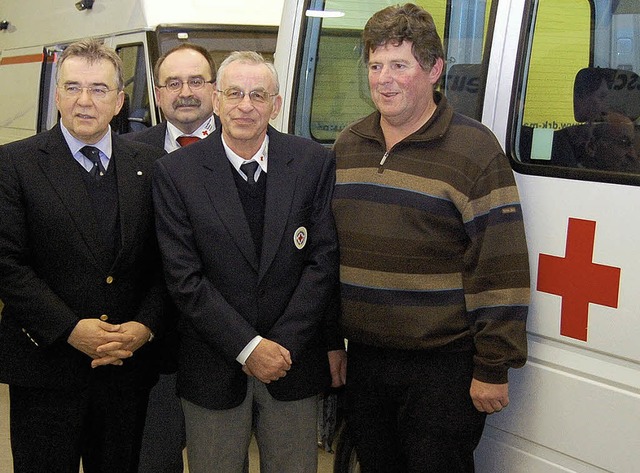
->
[217, 51, 279, 93]
[56, 38, 124, 90]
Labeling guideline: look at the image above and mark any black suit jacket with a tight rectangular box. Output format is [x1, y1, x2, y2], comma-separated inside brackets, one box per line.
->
[152, 126, 339, 409]
[0, 125, 167, 389]
[124, 122, 168, 150]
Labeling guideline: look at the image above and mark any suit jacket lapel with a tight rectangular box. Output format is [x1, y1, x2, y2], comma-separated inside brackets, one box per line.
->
[202, 134, 260, 271]
[111, 134, 144, 271]
[152, 122, 168, 150]
[260, 128, 296, 280]
[38, 126, 104, 267]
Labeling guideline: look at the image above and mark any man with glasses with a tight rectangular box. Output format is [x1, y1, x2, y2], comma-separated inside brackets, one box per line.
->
[152, 51, 341, 473]
[126, 43, 219, 152]
[0, 38, 167, 472]
[125, 42, 218, 473]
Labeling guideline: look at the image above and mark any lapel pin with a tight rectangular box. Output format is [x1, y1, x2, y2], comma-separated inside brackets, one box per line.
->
[294, 226, 308, 250]
[137, 171, 143, 176]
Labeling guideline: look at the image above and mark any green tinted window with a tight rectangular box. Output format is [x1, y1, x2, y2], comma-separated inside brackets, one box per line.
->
[299, 0, 490, 143]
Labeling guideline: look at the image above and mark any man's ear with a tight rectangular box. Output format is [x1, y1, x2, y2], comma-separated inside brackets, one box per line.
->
[270, 94, 283, 120]
[213, 88, 220, 115]
[429, 57, 445, 85]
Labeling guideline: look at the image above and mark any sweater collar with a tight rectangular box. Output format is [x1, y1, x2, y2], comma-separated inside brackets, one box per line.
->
[350, 91, 454, 146]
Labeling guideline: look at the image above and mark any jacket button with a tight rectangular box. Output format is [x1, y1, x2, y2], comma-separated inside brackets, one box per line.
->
[100, 314, 109, 321]
[106, 276, 114, 284]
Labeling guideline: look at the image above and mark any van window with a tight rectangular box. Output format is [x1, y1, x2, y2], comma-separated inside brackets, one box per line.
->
[115, 43, 151, 133]
[292, 0, 494, 142]
[514, 0, 640, 177]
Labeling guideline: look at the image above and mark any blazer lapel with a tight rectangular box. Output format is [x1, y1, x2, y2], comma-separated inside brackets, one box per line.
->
[111, 134, 145, 271]
[202, 134, 260, 271]
[37, 126, 103, 267]
[151, 122, 168, 150]
[259, 128, 296, 280]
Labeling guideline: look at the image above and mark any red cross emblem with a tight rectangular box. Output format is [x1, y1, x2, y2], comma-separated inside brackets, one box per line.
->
[537, 218, 620, 341]
[293, 226, 307, 249]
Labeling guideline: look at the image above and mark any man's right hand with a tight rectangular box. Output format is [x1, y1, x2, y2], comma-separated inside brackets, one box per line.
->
[328, 349, 347, 387]
[244, 339, 292, 384]
[67, 319, 135, 367]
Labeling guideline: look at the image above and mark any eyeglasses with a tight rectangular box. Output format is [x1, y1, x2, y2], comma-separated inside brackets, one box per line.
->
[157, 77, 214, 93]
[217, 88, 278, 104]
[59, 84, 118, 100]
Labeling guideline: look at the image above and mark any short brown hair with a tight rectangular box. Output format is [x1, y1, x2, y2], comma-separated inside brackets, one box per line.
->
[363, 3, 444, 70]
[57, 38, 124, 90]
[154, 43, 217, 83]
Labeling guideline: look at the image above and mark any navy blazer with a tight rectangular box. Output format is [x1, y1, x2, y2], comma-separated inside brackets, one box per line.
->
[152, 126, 340, 409]
[0, 125, 167, 389]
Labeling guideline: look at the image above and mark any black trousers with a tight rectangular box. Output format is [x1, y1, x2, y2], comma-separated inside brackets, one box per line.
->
[138, 373, 185, 473]
[9, 372, 150, 473]
[346, 343, 486, 473]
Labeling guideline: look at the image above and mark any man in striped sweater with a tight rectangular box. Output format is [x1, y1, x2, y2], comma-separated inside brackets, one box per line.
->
[332, 4, 530, 472]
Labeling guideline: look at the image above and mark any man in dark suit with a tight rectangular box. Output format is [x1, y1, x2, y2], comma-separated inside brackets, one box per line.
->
[0, 39, 166, 472]
[124, 42, 218, 473]
[125, 43, 218, 152]
[153, 51, 340, 473]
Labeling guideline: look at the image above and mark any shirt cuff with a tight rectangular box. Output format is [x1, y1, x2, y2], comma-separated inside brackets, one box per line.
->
[236, 335, 263, 365]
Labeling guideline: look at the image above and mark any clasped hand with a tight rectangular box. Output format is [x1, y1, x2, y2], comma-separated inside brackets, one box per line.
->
[242, 339, 292, 384]
[67, 319, 151, 368]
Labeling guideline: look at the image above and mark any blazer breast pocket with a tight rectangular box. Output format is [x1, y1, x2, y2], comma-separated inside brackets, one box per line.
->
[292, 205, 312, 226]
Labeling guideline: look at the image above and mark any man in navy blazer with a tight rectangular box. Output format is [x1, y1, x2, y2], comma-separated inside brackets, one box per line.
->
[124, 42, 219, 473]
[0, 39, 166, 472]
[153, 51, 340, 473]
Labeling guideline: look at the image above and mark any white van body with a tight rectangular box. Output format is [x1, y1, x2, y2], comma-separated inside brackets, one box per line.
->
[274, 0, 640, 472]
[0, 0, 284, 144]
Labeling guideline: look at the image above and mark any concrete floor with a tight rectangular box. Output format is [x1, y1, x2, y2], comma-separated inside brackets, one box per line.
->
[0, 383, 335, 472]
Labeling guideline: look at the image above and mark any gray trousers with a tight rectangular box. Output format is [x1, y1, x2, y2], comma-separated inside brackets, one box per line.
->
[182, 378, 318, 473]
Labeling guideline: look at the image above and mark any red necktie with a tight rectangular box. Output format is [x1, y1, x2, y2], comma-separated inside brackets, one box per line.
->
[177, 135, 200, 147]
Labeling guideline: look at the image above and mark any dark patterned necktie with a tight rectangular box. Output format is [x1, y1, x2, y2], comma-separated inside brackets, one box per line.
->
[80, 146, 105, 180]
[240, 161, 259, 185]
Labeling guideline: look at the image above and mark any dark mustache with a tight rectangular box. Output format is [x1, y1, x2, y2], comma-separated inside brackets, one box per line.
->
[173, 97, 201, 108]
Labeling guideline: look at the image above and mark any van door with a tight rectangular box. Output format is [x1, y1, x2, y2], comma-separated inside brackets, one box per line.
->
[478, 0, 640, 471]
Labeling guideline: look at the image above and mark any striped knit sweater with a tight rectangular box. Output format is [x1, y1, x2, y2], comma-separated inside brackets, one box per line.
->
[332, 93, 529, 383]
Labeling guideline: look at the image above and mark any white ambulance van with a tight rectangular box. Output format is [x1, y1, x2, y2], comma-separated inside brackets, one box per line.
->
[273, 0, 640, 472]
[0, 0, 284, 144]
